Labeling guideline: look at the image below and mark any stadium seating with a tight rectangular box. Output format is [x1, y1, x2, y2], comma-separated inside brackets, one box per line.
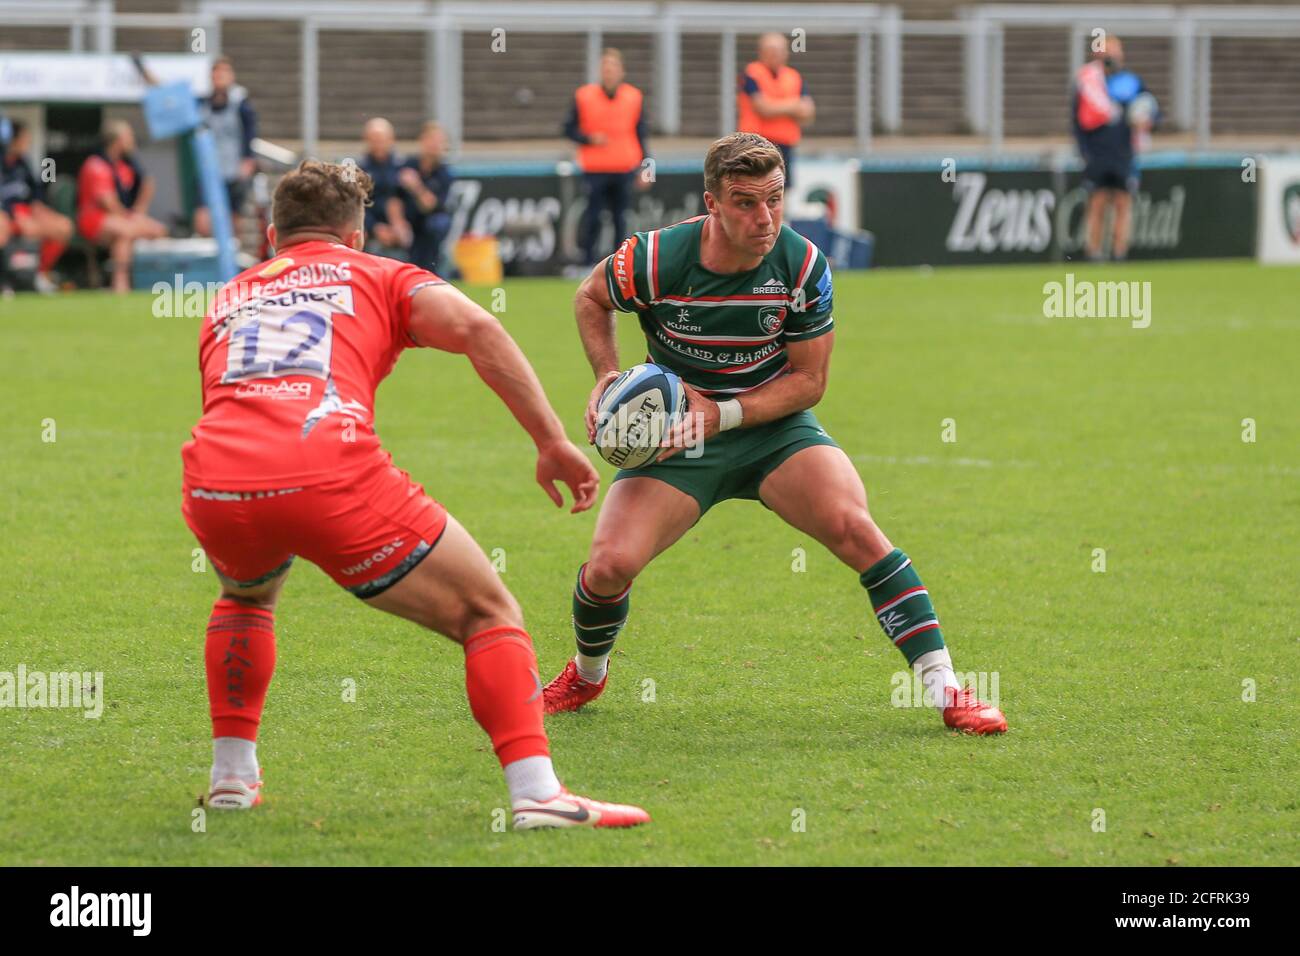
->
[2, 1, 1298, 144]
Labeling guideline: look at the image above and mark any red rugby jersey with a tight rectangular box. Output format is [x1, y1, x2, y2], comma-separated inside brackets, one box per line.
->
[182, 241, 444, 488]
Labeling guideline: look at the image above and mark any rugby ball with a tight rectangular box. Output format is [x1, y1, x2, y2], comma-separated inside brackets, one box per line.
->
[593, 363, 686, 469]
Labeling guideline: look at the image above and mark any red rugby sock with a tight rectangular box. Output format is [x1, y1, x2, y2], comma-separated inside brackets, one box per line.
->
[205, 599, 276, 740]
[39, 239, 67, 275]
[463, 626, 550, 766]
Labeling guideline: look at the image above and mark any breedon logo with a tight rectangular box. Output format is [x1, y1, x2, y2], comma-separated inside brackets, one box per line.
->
[1283, 184, 1300, 245]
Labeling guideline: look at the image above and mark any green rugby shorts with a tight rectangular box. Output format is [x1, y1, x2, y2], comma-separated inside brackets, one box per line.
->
[612, 409, 839, 514]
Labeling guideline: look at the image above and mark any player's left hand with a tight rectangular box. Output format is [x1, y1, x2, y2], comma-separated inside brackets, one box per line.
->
[536, 438, 601, 513]
[657, 383, 718, 462]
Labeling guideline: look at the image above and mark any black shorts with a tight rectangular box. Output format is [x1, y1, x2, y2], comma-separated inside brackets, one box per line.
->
[195, 179, 250, 216]
[225, 179, 249, 213]
[1083, 161, 1137, 193]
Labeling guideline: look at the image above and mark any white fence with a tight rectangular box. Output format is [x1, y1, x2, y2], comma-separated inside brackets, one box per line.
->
[2, 1, 1299, 153]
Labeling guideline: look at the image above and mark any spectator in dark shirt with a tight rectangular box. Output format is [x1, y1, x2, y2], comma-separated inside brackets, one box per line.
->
[1071, 36, 1150, 261]
[359, 117, 410, 255]
[398, 121, 455, 275]
[1, 120, 74, 292]
[196, 55, 258, 239]
[564, 48, 648, 265]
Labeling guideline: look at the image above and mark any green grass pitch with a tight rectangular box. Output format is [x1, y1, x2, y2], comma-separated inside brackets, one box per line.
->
[2, 259, 1296, 866]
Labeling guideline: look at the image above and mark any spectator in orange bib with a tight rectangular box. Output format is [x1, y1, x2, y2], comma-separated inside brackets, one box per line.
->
[564, 48, 648, 266]
[76, 120, 166, 293]
[737, 32, 815, 186]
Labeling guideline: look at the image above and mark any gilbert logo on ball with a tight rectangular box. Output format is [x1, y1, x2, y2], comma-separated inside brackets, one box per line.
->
[594, 363, 686, 469]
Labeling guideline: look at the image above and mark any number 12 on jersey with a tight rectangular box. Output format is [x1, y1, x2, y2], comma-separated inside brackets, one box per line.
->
[221, 286, 355, 384]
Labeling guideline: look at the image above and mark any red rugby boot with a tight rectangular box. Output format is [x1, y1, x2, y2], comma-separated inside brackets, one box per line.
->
[543, 659, 607, 715]
[942, 687, 1008, 735]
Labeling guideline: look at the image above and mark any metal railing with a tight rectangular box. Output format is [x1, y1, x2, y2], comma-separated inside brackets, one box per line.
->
[966, 5, 1300, 147]
[2, 1, 1299, 154]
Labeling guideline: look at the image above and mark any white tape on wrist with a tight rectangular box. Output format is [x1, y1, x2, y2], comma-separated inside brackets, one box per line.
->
[716, 398, 744, 432]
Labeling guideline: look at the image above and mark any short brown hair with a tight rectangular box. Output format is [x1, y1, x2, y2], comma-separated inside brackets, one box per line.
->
[703, 132, 785, 196]
[272, 159, 373, 236]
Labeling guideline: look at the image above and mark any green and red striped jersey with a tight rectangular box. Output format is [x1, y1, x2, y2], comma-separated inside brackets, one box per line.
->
[604, 216, 834, 395]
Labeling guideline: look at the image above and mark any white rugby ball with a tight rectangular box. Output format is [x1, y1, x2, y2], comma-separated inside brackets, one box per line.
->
[594, 363, 687, 469]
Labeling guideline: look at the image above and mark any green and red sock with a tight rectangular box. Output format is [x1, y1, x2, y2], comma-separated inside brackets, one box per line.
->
[859, 548, 947, 665]
[572, 563, 630, 682]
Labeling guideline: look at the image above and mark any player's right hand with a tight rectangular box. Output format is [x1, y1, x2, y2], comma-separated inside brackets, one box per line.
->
[584, 370, 622, 444]
[536, 439, 600, 514]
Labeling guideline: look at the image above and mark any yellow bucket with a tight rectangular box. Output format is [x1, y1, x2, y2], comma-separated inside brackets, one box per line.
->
[453, 235, 503, 285]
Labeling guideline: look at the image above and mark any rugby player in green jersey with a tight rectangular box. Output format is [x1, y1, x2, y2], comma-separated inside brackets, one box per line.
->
[543, 132, 1006, 735]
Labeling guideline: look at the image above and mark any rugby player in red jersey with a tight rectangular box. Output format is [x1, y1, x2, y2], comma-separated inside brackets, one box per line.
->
[181, 160, 647, 829]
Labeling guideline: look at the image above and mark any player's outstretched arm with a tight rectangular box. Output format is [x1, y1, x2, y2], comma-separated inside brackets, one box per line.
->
[407, 283, 599, 513]
[574, 258, 624, 442]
